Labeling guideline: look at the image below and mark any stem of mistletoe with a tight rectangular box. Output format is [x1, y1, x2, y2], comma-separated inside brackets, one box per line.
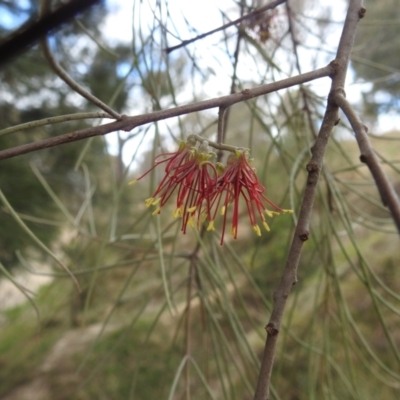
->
[187, 134, 244, 154]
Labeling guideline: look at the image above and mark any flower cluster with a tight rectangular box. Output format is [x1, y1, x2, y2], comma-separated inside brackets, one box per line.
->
[131, 137, 292, 244]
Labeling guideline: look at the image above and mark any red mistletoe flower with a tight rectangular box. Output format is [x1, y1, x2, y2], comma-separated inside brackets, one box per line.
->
[207, 149, 292, 244]
[131, 137, 291, 244]
[131, 140, 217, 233]
[171, 148, 217, 233]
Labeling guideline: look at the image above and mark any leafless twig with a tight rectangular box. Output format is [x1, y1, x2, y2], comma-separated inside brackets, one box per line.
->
[164, 0, 287, 54]
[0, 112, 113, 138]
[253, 1, 365, 399]
[334, 93, 400, 234]
[0, 65, 333, 162]
[39, 0, 121, 119]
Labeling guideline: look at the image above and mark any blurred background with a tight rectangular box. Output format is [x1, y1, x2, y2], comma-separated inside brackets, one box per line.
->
[0, 0, 399, 399]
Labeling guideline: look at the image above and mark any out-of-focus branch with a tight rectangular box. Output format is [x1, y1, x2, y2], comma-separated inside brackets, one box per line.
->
[218, 2, 244, 159]
[0, 112, 113, 138]
[164, 0, 287, 54]
[40, 38, 121, 119]
[0, 0, 100, 66]
[285, 2, 318, 138]
[253, 1, 365, 399]
[39, 0, 121, 120]
[217, 106, 227, 145]
[0, 64, 333, 162]
[334, 93, 400, 234]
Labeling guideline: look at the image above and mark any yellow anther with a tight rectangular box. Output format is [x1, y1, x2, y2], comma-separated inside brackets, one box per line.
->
[173, 206, 183, 218]
[188, 216, 195, 227]
[178, 140, 187, 150]
[152, 207, 161, 215]
[207, 221, 215, 231]
[253, 225, 261, 236]
[221, 206, 226, 216]
[231, 226, 237, 237]
[152, 197, 161, 206]
[145, 197, 155, 207]
[282, 209, 294, 214]
[216, 162, 225, 175]
[265, 209, 280, 218]
[263, 221, 270, 232]
[234, 149, 243, 157]
[187, 206, 197, 213]
[129, 179, 138, 185]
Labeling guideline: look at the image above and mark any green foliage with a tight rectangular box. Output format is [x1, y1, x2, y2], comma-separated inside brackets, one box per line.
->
[1, 1, 400, 399]
[352, 0, 400, 115]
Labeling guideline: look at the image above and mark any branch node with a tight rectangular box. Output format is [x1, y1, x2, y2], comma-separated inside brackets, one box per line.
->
[329, 60, 340, 77]
[306, 163, 319, 185]
[359, 154, 367, 164]
[358, 7, 366, 19]
[299, 231, 309, 242]
[241, 88, 250, 96]
[334, 118, 341, 126]
[363, 124, 369, 133]
[330, 88, 346, 104]
[306, 162, 318, 173]
[265, 322, 279, 336]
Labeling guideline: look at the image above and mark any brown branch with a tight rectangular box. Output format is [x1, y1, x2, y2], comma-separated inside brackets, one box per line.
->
[334, 93, 400, 235]
[217, 106, 227, 145]
[0, 0, 100, 66]
[164, 0, 287, 54]
[40, 37, 121, 120]
[39, 0, 121, 120]
[0, 65, 333, 162]
[252, 1, 365, 399]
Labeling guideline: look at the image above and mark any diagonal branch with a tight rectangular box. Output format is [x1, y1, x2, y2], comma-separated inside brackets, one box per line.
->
[164, 0, 287, 54]
[253, 1, 365, 399]
[0, 65, 333, 162]
[0, 112, 113, 138]
[0, 0, 100, 66]
[39, 0, 121, 120]
[40, 38, 121, 119]
[334, 93, 400, 235]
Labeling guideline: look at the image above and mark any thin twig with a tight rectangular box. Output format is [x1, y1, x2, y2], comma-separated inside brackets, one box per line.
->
[217, 107, 227, 145]
[75, 19, 119, 58]
[0, 190, 81, 292]
[40, 38, 121, 119]
[185, 261, 195, 400]
[0, 112, 113, 138]
[334, 93, 400, 234]
[253, 1, 365, 399]
[39, 0, 121, 120]
[184, 235, 204, 399]
[188, 133, 242, 153]
[0, 65, 333, 162]
[218, 4, 244, 162]
[286, 2, 318, 138]
[164, 0, 287, 54]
